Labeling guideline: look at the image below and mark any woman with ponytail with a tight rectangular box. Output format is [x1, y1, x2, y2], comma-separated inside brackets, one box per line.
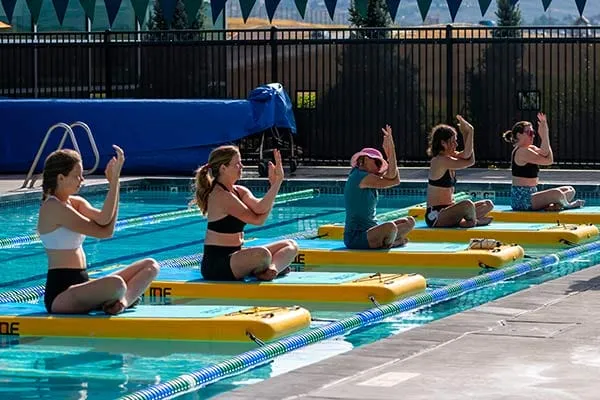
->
[37, 146, 159, 315]
[192, 145, 298, 281]
[503, 112, 584, 211]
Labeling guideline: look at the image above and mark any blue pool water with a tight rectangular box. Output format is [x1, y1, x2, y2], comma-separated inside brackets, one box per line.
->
[1, 189, 599, 399]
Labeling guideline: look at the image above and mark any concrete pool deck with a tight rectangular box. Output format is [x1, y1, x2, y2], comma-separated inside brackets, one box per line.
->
[2, 167, 600, 399]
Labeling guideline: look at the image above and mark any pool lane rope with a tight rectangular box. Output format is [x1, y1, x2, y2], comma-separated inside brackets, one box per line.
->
[118, 239, 600, 400]
[0, 189, 319, 249]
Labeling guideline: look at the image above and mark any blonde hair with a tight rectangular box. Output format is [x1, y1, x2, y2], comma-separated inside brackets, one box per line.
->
[190, 145, 240, 215]
[42, 149, 82, 201]
[502, 121, 532, 145]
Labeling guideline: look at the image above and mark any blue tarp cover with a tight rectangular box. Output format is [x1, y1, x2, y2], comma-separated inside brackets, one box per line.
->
[0, 83, 296, 174]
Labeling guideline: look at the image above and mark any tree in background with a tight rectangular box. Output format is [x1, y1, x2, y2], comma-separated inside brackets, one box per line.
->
[494, 0, 522, 37]
[147, 0, 204, 30]
[348, 0, 391, 39]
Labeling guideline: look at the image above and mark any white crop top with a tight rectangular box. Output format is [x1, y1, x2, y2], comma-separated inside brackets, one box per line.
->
[38, 196, 86, 250]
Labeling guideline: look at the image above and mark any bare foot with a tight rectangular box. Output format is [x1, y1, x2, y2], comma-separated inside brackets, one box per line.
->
[102, 300, 126, 315]
[277, 266, 291, 277]
[567, 199, 585, 209]
[390, 237, 409, 248]
[459, 219, 477, 228]
[255, 266, 278, 281]
[475, 217, 493, 226]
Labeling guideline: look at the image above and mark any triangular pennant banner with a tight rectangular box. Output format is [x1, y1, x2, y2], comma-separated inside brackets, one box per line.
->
[209, 0, 226, 23]
[131, 0, 150, 24]
[52, 0, 70, 24]
[105, 0, 122, 26]
[324, 0, 337, 19]
[477, 0, 492, 16]
[239, 0, 256, 22]
[355, 0, 368, 18]
[541, 0, 552, 11]
[183, 0, 202, 24]
[446, 0, 463, 21]
[575, 0, 587, 16]
[1, 0, 17, 22]
[25, 0, 43, 23]
[510, 0, 518, 5]
[265, 0, 282, 22]
[416, 0, 432, 21]
[293, 0, 307, 18]
[386, 0, 401, 20]
[79, 0, 96, 22]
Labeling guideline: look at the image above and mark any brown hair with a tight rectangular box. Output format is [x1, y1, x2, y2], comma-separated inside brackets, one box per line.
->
[427, 124, 456, 157]
[190, 145, 240, 215]
[502, 121, 532, 144]
[42, 149, 82, 201]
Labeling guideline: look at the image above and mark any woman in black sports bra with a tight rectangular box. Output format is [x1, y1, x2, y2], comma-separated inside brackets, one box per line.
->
[191, 145, 298, 281]
[425, 115, 494, 228]
[502, 112, 584, 211]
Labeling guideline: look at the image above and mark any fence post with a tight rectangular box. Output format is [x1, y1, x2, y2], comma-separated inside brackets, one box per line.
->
[104, 30, 112, 98]
[270, 26, 278, 83]
[445, 24, 453, 124]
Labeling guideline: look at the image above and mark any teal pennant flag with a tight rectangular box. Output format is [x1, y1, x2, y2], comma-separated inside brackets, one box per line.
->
[26, 0, 44, 23]
[446, 0, 463, 22]
[386, 0, 401, 21]
[477, 0, 492, 16]
[294, 0, 307, 18]
[105, 0, 122, 26]
[183, 0, 202, 24]
[52, 0, 69, 24]
[131, 0, 150, 24]
[416, 0, 432, 21]
[1, 0, 17, 22]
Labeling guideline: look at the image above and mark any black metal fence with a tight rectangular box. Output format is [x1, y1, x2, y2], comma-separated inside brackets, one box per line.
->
[2, 26, 599, 167]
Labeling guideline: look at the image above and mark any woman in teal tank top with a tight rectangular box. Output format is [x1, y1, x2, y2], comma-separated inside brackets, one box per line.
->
[344, 125, 415, 249]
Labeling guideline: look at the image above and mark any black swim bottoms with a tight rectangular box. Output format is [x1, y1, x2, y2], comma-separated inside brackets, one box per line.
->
[44, 268, 90, 313]
[425, 204, 451, 227]
[201, 245, 242, 281]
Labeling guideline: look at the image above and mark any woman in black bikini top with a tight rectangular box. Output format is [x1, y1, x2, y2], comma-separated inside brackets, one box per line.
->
[192, 145, 298, 281]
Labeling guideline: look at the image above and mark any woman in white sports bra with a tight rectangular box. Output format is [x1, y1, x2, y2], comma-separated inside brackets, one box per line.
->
[37, 146, 159, 315]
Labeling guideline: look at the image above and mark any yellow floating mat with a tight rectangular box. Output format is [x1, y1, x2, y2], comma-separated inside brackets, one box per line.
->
[318, 221, 599, 245]
[409, 204, 600, 225]
[250, 239, 524, 269]
[0, 303, 310, 342]
[144, 270, 426, 305]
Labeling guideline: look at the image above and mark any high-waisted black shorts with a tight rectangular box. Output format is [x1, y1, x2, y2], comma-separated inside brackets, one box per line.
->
[201, 245, 242, 281]
[44, 268, 90, 313]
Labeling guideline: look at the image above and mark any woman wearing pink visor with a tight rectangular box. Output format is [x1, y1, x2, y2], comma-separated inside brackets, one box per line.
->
[343, 125, 415, 249]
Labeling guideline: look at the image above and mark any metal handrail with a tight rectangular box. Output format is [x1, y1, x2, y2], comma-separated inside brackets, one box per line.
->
[69, 121, 100, 175]
[21, 121, 100, 189]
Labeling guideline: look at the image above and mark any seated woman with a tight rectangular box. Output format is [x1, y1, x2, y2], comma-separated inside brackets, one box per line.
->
[38, 146, 159, 315]
[193, 145, 298, 281]
[425, 115, 494, 228]
[344, 124, 415, 249]
[503, 112, 584, 211]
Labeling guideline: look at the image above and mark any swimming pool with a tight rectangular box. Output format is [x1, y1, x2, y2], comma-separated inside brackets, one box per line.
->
[1, 183, 599, 399]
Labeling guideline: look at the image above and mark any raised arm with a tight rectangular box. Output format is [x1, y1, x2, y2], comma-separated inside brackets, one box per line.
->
[235, 149, 284, 216]
[360, 124, 400, 189]
[455, 115, 474, 161]
[71, 145, 124, 228]
[536, 112, 553, 162]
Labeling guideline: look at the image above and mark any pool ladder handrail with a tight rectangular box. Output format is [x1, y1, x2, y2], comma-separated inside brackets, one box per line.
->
[22, 121, 100, 189]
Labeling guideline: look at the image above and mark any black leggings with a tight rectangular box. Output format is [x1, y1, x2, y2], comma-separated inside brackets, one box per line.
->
[201, 245, 242, 281]
[44, 268, 90, 313]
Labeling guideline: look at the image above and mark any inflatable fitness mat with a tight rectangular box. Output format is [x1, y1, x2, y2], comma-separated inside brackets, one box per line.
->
[249, 239, 525, 269]
[144, 269, 427, 305]
[317, 221, 599, 246]
[408, 204, 600, 225]
[0, 303, 310, 342]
